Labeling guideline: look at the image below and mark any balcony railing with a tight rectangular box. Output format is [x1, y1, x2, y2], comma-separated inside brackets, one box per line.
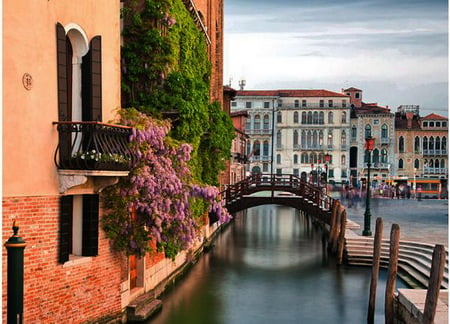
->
[54, 121, 134, 171]
[423, 167, 447, 175]
[423, 149, 447, 156]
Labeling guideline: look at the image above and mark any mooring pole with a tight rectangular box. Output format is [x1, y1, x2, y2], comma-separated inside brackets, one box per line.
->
[4, 221, 27, 324]
[367, 217, 383, 324]
[423, 244, 446, 324]
[385, 223, 400, 324]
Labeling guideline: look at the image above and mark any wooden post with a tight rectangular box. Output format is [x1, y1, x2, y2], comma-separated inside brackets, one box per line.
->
[328, 200, 339, 250]
[423, 244, 446, 324]
[367, 217, 383, 324]
[332, 205, 343, 254]
[385, 223, 400, 324]
[336, 209, 347, 265]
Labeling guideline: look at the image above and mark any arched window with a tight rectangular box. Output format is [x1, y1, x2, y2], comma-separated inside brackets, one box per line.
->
[341, 154, 346, 165]
[328, 112, 333, 124]
[351, 125, 357, 139]
[429, 136, 435, 151]
[441, 159, 445, 171]
[414, 159, 420, 169]
[313, 111, 319, 124]
[301, 130, 307, 148]
[253, 140, 261, 156]
[327, 131, 333, 147]
[310, 153, 317, 164]
[399, 136, 404, 152]
[277, 111, 282, 123]
[381, 124, 388, 139]
[301, 112, 307, 124]
[246, 142, 251, 155]
[312, 130, 318, 148]
[319, 112, 324, 124]
[381, 149, 388, 163]
[319, 131, 324, 146]
[307, 111, 312, 124]
[293, 154, 298, 164]
[293, 111, 299, 124]
[307, 130, 312, 148]
[254, 114, 261, 130]
[341, 111, 347, 123]
[263, 140, 269, 156]
[372, 148, 380, 164]
[414, 136, 420, 152]
[263, 114, 270, 130]
[442, 136, 447, 151]
[436, 137, 441, 151]
[276, 130, 282, 148]
[301, 152, 308, 163]
[435, 159, 440, 169]
[365, 124, 371, 138]
[341, 130, 346, 146]
[423, 136, 428, 152]
[398, 159, 404, 169]
[293, 130, 299, 147]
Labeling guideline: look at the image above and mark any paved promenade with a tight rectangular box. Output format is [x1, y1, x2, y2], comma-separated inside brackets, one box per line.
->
[341, 197, 448, 247]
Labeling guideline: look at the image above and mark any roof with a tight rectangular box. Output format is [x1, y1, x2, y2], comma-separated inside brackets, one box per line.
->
[354, 102, 391, 115]
[235, 89, 348, 98]
[343, 87, 362, 92]
[230, 110, 248, 117]
[421, 113, 448, 121]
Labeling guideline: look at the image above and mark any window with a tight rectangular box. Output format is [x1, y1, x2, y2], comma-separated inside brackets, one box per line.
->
[398, 159, 404, 169]
[381, 124, 388, 139]
[245, 117, 251, 130]
[436, 122, 441, 127]
[231, 101, 237, 107]
[341, 112, 347, 123]
[319, 112, 324, 124]
[414, 136, 420, 152]
[423, 121, 428, 127]
[245, 101, 252, 108]
[381, 149, 388, 163]
[374, 120, 379, 125]
[319, 100, 324, 108]
[293, 111, 299, 123]
[341, 130, 346, 146]
[294, 100, 299, 108]
[264, 101, 270, 108]
[263, 163, 269, 172]
[351, 126, 357, 139]
[293, 154, 298, 164]
[276, 154, 281, 164]
[263, 114, 270, 129]
[365, 124, 371, 138]
[254, 115, 261, 129]
[414, 159, 420, 169]
[373, 149, 379, 164]
[293, 168, 299, 176]
[276, 130, 282, 148]
[301, 152, 308, 163]
[307, 112, 313, 124]
[293, 130, 299, 146]
[341, 154, 345, 165]
[302, 100, 307, 108]
[443, 122, 447, 127]
[277, 111, 282, 123]
[429, 122, 435, 127]
[59, 194, 99, 263]
[327, 131, 333, 147]
[278, 100, 283, 107]
[355, 93, 360, 99]
[342, 100, 347, 108]
[398, 136, 404, 152]
[263, 141, 269, 156]
[301, 112, 307, 124]
[328, 112, 333, 124]
[313, 111, 319, 124]
[253, 141, 261, 156]
[328, 100, 333, 108]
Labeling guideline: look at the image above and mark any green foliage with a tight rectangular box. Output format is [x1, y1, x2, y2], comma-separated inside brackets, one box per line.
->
[121, 0, 234, 187]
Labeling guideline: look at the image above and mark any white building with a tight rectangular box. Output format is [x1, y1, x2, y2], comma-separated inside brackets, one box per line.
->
[231, 89, 351, 184]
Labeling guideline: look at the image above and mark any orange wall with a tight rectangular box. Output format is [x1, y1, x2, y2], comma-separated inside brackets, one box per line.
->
[3, 0, 121, 197]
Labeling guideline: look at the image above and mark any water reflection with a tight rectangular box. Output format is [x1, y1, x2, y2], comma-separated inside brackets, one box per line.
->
[146, 205, 407, 324]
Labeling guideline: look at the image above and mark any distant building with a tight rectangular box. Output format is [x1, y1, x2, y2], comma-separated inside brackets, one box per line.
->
[394, 107, 448, 197]
[345, 87, 395, 187]
[231, 89, 350, 184]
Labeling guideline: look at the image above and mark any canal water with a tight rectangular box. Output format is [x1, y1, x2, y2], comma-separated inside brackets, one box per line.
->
[146, 205, 408, 324]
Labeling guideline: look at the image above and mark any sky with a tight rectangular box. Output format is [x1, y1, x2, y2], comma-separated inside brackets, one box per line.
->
[223, 0, 449, 117]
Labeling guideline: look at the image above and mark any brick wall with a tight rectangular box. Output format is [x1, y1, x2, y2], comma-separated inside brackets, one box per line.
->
[2, 195, 126, 323]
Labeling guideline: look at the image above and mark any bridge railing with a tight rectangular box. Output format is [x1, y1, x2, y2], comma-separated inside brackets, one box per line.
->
[222, 173, 336, 212]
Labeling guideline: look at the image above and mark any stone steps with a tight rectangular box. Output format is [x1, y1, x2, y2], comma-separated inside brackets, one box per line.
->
[126, 290, 163, 323]
[345, 237, 449, 289]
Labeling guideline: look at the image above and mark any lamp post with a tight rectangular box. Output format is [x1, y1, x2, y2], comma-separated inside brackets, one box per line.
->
[324, 153, 332, 195]
[363, 136, 375, 236]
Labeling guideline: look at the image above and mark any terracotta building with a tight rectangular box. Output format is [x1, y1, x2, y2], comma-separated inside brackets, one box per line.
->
[3, 0, 225, 322]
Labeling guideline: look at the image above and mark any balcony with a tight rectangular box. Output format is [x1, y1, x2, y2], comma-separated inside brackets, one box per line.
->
[423, 149, 447, 156]
[53, 121, 134, 193]
[424, 167, 447, 175]
[54, 121, 134, 172]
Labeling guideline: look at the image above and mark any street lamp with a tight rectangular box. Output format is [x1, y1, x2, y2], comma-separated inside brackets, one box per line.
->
[324, 153, 332, 194]
[363, 136, 375, 236]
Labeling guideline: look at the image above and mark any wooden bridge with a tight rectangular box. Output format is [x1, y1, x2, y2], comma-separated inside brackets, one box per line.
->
[221, 173, 348, 262]
[223, 174, 338, 225]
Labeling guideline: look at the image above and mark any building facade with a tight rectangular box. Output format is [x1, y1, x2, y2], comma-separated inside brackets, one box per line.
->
[231, 89, 351, 184]
[394, 106, 448, 198]
[346, 87, 395, 188]
[3, 0, 225, 322]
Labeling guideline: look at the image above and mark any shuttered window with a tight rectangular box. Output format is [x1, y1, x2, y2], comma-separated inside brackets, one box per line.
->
[59, 194, 99, 264]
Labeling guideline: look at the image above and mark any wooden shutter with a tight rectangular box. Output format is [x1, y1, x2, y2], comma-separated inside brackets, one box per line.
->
[82, 194, 99, 256]
[82, 36, 102, 122]
[59, 195, 73, 264]
[56, 23, 71, 121]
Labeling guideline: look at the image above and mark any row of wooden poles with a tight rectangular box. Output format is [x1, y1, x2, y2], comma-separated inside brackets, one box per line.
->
[326, 200, 446, 324]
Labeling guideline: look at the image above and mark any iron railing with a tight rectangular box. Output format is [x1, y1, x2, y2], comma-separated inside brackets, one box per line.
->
[53, 121, 134, 171]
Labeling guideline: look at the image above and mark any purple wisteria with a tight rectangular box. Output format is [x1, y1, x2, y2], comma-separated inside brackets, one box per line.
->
[102, 110, 231, 258]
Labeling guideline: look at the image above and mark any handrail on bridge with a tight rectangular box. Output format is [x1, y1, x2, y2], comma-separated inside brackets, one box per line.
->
[221, 173, 336, 212]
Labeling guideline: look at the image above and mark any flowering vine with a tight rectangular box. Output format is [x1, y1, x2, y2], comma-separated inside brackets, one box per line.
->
[102, 109, 232, 258]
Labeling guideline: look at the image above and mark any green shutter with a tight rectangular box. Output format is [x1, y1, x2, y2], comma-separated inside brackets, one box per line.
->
[59, 195, 73, 264]
[82, 194, 99, 256]
[82, 36, 102, 122]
